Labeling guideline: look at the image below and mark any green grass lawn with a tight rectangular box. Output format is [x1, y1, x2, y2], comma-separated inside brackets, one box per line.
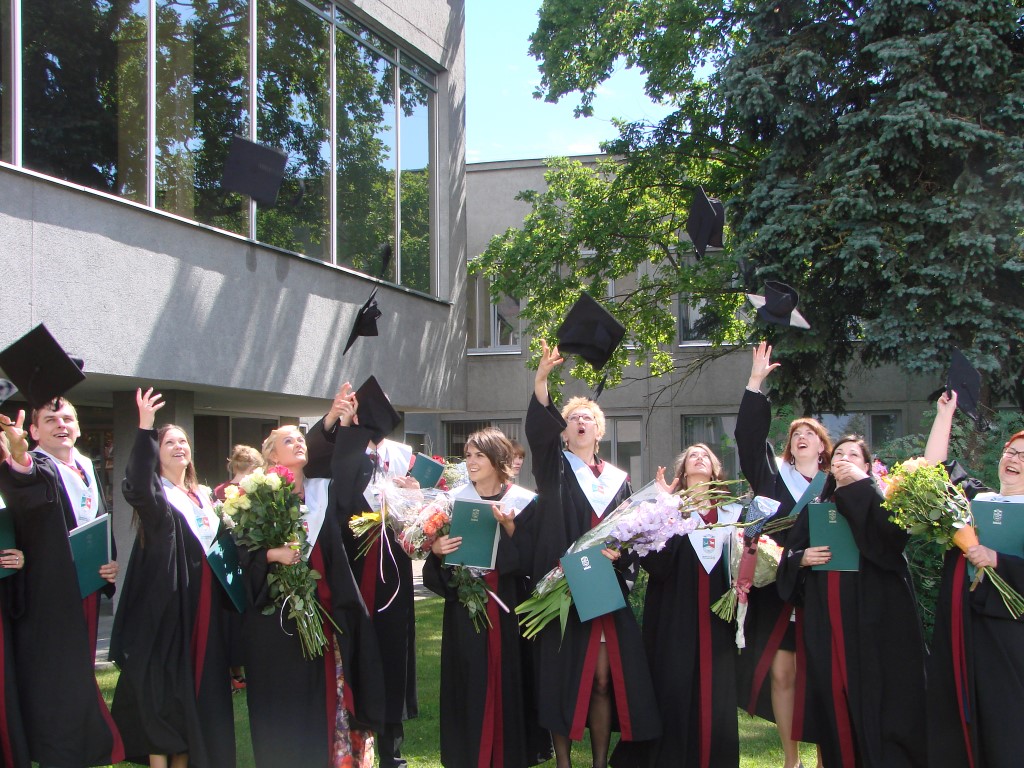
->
[92, 596, 815, 767]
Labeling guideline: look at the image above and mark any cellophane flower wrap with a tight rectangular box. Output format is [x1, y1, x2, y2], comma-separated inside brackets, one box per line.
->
[516, 480, 743, 640]
[711, 524, 783, 649]
[219, 466, 334, 659]
[881, 457, 1024, 619]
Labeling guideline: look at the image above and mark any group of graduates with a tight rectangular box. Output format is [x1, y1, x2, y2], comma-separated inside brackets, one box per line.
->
[0, 331, 1020, 768]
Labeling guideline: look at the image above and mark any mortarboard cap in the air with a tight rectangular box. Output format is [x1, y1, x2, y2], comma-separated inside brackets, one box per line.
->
[685, 188, 725, 259]
[0, 324, 86, 408]
[946, 348, 982, 424]
[221, 135, 288, 206]
[355, 376, 402, 442]
[343, 287, 382, 355]
[555, 292, 626, 372]
[746, 281, 811, 330]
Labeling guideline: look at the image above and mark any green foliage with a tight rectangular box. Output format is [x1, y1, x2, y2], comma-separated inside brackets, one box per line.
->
[628, 566, 648, 626]
[478, 0, 1024, 412]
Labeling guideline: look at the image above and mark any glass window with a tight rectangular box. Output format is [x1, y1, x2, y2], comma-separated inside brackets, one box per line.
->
[1, 0, 10, 162]
[599, 417, 642, 483]
[21, 0, 149, 200]
[155, 0, 250, 235]
[467, 275, 521, 352]
[398, 68, 432, 293]
[678, 295, 707, 343]
[256, 0, 331, 259]
[336, 32, 396, 278]
[445, 420, 522, 459]
[682, 414, 739, 480]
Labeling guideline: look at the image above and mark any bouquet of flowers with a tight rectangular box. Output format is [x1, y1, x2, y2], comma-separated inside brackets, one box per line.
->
[219, 466, 335, 659]
[517, 481, 743, 639]
[882, 457, 1024, 619]
[711, 527, 783, 649]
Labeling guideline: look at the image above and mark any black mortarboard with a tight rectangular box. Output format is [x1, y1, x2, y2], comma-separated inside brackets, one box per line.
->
[746, 281, 811, 330]
[947, 348, 982, 424]
[0, 324, 86, 408]
[343, 287, 382, 355]
[555, 292, 626, 371]
[355, 376, 402, 442]
[685, 188, 725, 259]
[221, 135, 288, 206]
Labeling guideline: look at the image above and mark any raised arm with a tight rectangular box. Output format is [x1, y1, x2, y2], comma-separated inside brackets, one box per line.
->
[533, 339, 564, 408]
[924, 391, 957, 464]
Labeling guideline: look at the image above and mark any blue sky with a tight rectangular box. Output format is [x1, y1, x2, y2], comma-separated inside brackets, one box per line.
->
[465, 1, 675, 164]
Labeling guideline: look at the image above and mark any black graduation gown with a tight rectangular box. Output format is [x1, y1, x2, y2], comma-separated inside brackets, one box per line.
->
[422, 497, 552, 768]
[927, 466, 1024, 768]
[776, 478, 926, 768]
[109, 429, 235, 767]
[524, 395, 660, 743]
[733, 388, 814, 732]
[612, 517, 740, 768]
[0, 453, 124, 767]
[239, 500, 385, 768]
[306, 420, 418, 725]
[0, 499, 30, 768]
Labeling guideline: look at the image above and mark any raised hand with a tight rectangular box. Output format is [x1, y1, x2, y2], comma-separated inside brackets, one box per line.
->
[534, 339, 565, 406]
[747, 341, 781, 391]
[325, 382, 357, 430]
[136, 388, 166, 430]
[654, 466, 680, 494]
[0, 410, 30, 465]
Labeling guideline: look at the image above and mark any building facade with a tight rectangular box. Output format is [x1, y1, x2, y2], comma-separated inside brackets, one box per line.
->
[461, 156, 939, 485]
[0, 0, 467, 564]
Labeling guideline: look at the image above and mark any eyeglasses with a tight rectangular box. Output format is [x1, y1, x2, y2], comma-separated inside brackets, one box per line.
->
[567, 414, 595, 424]
[1003, 447, 1024, 460]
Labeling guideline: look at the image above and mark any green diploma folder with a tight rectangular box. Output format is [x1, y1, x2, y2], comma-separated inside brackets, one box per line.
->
[69, 513, 111, 598]
[808, 503, 860, 572]
[561, 545, 626, 623]
[969, 500, 1024, 580]
[207, 531, 248, 613]
[408, 453, 445, 488]
[446, 499, 500, 569]
[0, 495, 16, 580]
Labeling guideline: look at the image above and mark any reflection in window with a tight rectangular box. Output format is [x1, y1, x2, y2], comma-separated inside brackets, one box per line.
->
[399, 69, 432, 293]
[1, 0, 10, 162]
[256, 0, 331, 260]
[600, 417, 642, 483]
[682, 414, 739, 480]
[468, 275, 521, 351]
[21, 0, 149, 200]
[336, 33, 395, 280]
[155, 0, 249, 235]
[818, 412, 901, 446]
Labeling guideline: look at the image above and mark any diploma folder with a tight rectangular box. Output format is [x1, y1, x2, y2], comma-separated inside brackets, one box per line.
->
[408, 453, 445, 488]
[0, 495, 16, 580]
[808, 503, 860, 572]
[561, 545, 626, 623]
[446, 499, 500, 569]
[969, 500, 1024, 580]
[69, 513, 111, 598]
[207, 531, 248, 613]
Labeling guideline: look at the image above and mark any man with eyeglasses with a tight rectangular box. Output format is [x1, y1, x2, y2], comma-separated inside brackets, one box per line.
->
[923, 390, 1024, 768]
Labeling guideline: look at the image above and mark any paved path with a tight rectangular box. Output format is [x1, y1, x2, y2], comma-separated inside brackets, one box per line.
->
[96, 558, 434, 669]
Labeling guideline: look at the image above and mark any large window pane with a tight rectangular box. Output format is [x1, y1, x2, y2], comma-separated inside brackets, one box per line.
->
[1, 0, 10, 162]
[682, 414, 739, 480]
[398, 69, 431, 293]
[256, 0, 330, 259]
[155, 0, 249, 235]
[21, 0, 148, 200]
[336, 33, 395, 278]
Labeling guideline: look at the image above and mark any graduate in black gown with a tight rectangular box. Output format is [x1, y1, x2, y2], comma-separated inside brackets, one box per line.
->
[734, 343, 828, 768]
[0, 400, 124, 768]
[923, 391, 1024, 768]
[305, 378, 417, 768]
[776, 435, 926, 768]
[239, 415, 384, 768]
[0, 436, 30, 768]
[526, 341, 659, 768]
[110, 389, 235, 768]
[613, 444, 742, 768]
[422, 426, 552, 768]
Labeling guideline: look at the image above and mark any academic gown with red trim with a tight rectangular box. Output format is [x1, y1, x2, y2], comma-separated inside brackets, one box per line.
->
[0, 453, 124, 767]
[611, 512, 739, 768]
[239, 507, 385, 768]
[422, 499, 552, 768]
[776, 478, 926, 768]
[0, 500, 31, 768]
[524, 395, 660, 743]
[927, 464, 1024, 768]
[305, 420, 418, 727]
[109, 429, 235, 767]
[733, 388, 816, 735]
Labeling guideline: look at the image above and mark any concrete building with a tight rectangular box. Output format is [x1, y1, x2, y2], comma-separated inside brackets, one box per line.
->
[461, 156, 939, 484]
[0, 0, 467, 564]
